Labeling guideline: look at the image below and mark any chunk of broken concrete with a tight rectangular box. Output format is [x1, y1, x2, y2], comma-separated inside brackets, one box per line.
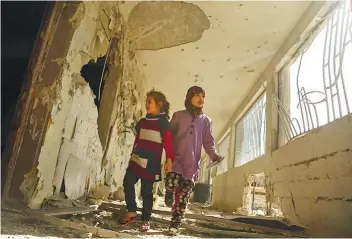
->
[87, 198, 103, 206]
[19, 167, 39, 204]
[80, 232, 92, 238]
[41, 193, 76, 208]
[111, 187, 125, 201]
[89, 184, 110, 199]
[127, 1, 210, 50]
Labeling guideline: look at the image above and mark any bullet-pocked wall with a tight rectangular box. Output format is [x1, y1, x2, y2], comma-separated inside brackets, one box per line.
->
[17, 2, 147, 208]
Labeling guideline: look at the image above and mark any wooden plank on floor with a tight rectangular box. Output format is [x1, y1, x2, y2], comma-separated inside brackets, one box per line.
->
[29, 205, 99, 216]
[153, 216, 282, 238]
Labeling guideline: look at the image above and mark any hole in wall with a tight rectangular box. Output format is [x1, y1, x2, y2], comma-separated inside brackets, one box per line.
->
[80, 55, 109, 110]
[60, 178, 66, 193]
[242, 173, 267, 216]
[251, 173, 266, 215]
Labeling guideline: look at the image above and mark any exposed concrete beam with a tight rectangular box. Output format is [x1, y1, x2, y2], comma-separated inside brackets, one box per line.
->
[228, 124, 236, 168]
[265, 73, 279, 154]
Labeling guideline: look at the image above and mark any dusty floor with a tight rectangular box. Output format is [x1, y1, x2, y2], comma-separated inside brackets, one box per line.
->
[1, 198, 231, 239]
[64, 209, 216, 238]
[1, 210, 82, 238]
[1, 196, 295, 238]
[60, 198, 235, 238]
[0, 209, 225, 239]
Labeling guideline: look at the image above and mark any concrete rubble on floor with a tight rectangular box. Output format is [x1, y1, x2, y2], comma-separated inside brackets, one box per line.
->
[2, 198, 309, 238]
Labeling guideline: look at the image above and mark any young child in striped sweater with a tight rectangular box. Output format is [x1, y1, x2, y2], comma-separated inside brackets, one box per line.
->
[119, 90, 174, 232]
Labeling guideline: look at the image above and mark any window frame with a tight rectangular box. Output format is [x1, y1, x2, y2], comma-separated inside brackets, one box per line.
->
[276, 0, 352, 146]
[233, 91, 267, 167]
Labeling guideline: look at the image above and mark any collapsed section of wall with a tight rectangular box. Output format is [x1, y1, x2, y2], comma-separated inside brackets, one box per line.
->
[19, 2, 146, 209]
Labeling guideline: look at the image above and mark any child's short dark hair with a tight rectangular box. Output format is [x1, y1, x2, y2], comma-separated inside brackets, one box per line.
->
[146, 89, 170, 119]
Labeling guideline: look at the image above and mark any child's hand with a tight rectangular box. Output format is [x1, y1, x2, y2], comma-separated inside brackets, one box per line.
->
[164, 158, 173, 173]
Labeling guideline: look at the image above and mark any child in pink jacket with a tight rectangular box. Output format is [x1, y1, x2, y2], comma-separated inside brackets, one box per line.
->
[164, 86, 223, 235]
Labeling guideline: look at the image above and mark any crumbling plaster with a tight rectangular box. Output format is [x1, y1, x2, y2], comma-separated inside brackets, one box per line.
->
[20, 2, 147, 208]
[212, 115, 352, 237]
[19, 0, 218, 208]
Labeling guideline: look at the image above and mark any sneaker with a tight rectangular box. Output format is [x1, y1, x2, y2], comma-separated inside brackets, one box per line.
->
[168, 226, 180, 236]
[165, 191, 174, 208]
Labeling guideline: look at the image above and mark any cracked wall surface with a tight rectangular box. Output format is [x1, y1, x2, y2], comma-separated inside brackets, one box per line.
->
[270, 115, 352, 237]
[19, 2, 146, 208]
[211, 115, 352, 237]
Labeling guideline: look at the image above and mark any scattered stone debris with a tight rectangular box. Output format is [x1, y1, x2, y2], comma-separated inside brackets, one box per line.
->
[42, 193, 87, 209]
[2, 196, 309, 238]
[111, 186, 125, 201]
[89, 184, 110, 200]
[1, 209, 82, 238]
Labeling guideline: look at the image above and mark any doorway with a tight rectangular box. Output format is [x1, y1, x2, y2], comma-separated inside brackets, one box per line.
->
[1, 1, 47, 194]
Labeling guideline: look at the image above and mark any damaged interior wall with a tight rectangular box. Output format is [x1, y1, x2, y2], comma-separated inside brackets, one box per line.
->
[10, 0, 212, 208]
[212, 115, 352, 237]
[271, 115, 352, 237]
[210, 1, 352, 237]
[19, 2, 146, 208]
[212, 154, 268, 213]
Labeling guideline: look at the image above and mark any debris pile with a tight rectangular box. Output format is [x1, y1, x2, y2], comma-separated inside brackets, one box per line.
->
[3, 197, 308, 238]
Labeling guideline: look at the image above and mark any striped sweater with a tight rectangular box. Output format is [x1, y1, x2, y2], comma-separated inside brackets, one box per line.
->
[128, 113, 174, 181]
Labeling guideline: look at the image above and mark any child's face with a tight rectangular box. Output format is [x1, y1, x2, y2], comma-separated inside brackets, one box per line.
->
[191, 93, 205, 108]
[145, 96, 161, 115]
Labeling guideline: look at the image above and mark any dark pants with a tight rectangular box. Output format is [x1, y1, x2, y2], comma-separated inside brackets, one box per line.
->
[123, 169, 154, 221]
[165, 172, 195, 228]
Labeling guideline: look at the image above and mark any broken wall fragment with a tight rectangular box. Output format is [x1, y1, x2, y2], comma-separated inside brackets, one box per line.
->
[127, 1, 210, 50]
[17, 2, 146, 209]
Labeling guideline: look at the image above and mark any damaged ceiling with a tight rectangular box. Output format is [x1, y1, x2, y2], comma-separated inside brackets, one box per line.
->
[122, 1, 311, 138]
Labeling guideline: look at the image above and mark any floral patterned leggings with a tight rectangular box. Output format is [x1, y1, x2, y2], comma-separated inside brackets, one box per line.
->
[165, 172, 195, 228]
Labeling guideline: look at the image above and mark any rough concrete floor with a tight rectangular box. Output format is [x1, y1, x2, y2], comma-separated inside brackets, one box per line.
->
[0, 209, 206, 239]
[1, 198, 233, 239]
[1, 210, 82, 239]
[1, 196, 280, 239]
[60, 198, 234, 238]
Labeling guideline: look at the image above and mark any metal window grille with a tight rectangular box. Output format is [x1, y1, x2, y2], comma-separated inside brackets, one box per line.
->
[235, 94, 266, 167]
[276, 0, 352, 145]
